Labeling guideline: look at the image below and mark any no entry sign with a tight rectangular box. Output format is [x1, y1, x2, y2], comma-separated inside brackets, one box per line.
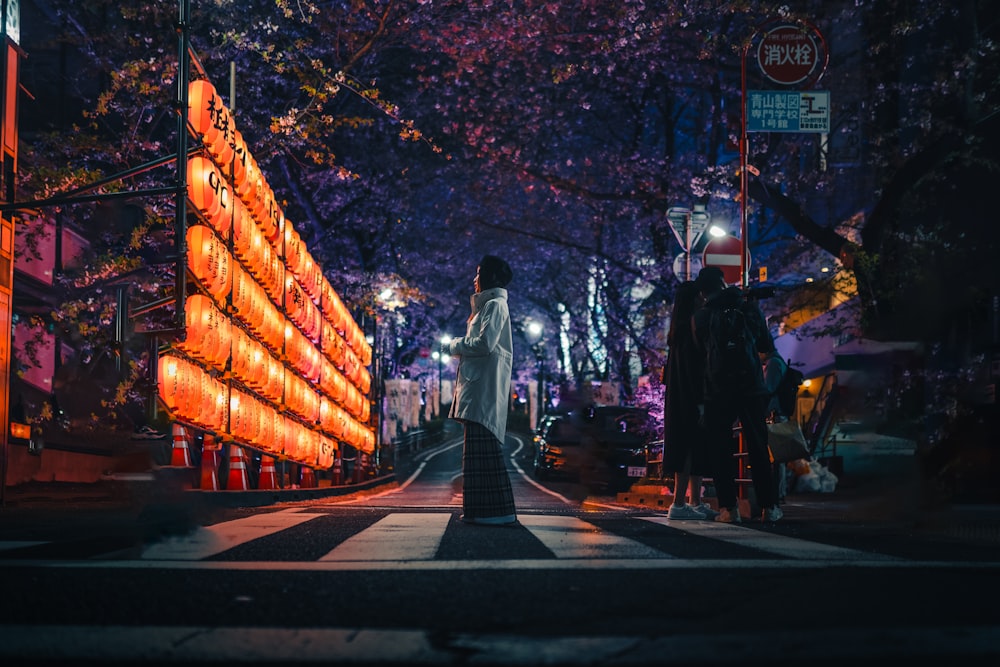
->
[757, 24, 825, 86]
[702, 235, 747, 285]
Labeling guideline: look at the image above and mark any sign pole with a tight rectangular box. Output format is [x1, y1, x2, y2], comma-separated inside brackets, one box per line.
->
[739, 18, 827, 291]
[685, 210, 692, 280]
[740, 39, 751, 290]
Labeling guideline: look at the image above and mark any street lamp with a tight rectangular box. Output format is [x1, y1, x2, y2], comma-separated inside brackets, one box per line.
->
[374, 285, 403, 474]
[524, 320, 545, 421]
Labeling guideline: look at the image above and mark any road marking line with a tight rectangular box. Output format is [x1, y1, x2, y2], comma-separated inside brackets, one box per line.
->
[319, 512, 452, 561]
[140, 508, 318, 561]
[12, 557, 999, 571]
[0, 541, 47, 552]
[508, 433, 577, 504]
[640, 516, 901, 561]
[518, 514, 669, 559]
[333, 437, 465, 504]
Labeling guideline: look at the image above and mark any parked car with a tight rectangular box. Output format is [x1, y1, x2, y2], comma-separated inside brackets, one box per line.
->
[532, 413, 559, 443]
[532, 405, 653, 492]
[532, 414, 583, 481]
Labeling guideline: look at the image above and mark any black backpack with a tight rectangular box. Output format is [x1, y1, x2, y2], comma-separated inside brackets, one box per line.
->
[773, 361, 805, 417]
[704, 303, 758, 398]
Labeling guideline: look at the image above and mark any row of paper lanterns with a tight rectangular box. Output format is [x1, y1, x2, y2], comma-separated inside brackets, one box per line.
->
[187, 159, 370, 367]
[176, 77, 376, 463]
[187, 154, 370, 365]
[177, 294, 370, 423]
[187, 79, 371, 366]
[158, 354, 374, 462]
[185, 236, 371, 394]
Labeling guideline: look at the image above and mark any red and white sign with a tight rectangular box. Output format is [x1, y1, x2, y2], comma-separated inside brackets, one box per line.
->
[702, 235, 748, 285]
[757, 25, 823, 86]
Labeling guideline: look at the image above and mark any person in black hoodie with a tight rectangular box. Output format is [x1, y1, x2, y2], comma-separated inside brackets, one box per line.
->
[663, 281, 718, 520]
[692, 267, 783, 524]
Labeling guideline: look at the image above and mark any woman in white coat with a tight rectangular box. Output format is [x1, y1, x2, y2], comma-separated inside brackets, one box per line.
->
[447, 255, 517, 525]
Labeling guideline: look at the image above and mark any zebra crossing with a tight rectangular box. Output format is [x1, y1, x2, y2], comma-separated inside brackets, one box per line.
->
[136, 508, 803, 563]
[319, 512, 453, 562]
[2, 507, 996, 667]
[0, 506, 928, 568]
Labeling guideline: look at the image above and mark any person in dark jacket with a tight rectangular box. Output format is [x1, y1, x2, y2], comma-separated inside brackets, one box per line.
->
[692, 267, 782, 524]
[663, 281, 718, 520]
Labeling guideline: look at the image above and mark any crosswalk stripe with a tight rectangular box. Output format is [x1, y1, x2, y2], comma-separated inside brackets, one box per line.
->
[640, 516, 901, 561]
[140, 508, 319, 560]
[319, 513, 452, 561]
[23, 557, 993, 571]
[11, 511, 989, 568]
[518, 514, 668, 559]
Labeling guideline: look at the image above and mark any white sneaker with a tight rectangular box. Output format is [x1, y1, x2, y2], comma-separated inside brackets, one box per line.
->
[762, 506, 784, 523]
[693, 503, 720, 519]
[462, 514, 518, 526]
[715, 507, 742, 524]
[667, 503, 707, 520]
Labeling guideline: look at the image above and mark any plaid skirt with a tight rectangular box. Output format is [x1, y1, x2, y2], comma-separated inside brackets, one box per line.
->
[462, 422, 517, 521]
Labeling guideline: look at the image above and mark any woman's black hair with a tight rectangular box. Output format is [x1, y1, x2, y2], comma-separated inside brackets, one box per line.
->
[478, 255, 513, 289]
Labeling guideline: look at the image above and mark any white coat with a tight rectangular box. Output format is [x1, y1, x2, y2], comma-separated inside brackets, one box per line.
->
[447, 287, 513, 443]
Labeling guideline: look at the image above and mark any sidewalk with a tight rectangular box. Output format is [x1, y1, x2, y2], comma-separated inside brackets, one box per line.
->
[0, 472, 398, 545]
[1, 471, 395, 509]
[615, 471, 1000, 544]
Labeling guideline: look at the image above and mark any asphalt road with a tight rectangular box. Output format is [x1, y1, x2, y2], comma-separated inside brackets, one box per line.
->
[1, 430, 998, 666]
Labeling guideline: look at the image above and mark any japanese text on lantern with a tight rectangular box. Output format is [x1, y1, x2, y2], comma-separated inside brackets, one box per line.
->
[158, 78, 374, 469]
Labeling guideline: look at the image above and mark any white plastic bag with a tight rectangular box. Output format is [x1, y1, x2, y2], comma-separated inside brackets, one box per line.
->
[795, 470, 821, 493]
[792, 458, 838, 493]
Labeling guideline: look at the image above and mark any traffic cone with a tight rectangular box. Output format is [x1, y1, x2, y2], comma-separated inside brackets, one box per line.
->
[226, 445, 250, 491]
[258, 455, 279, 490]
[300, 466, 317, 488]
[199, 434, 221, 490]
[170, 424, 193, 467]
[332, 457, 343, 486]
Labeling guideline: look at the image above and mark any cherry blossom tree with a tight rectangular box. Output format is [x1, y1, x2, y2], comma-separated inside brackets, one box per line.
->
[12, 0, 999, 446]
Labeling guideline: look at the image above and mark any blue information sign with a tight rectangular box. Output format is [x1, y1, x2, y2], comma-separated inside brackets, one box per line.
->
[747, 90, 830, 133]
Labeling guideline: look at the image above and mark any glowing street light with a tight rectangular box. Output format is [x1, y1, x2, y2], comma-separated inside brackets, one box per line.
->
[432, 335, 452, 417]
[524, 320, 545, 421]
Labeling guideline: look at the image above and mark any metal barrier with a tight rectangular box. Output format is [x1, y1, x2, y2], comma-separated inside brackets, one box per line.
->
[805, 373, 839, 457]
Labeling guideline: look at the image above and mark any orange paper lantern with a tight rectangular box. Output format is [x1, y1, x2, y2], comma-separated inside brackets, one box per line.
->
[188, 79, 222, 139]
[187, 225, 232, 302]
[187, 155, 229, 222]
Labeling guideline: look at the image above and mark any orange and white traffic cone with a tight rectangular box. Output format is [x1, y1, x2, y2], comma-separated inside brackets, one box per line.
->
[300, 466, 317, 488]
[199, 434, 221, 490]
[258, 455, 279, 490]
[226, 445, 250, 491]
[332, 457, 342, 486]
[170, 424, 194, 467]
